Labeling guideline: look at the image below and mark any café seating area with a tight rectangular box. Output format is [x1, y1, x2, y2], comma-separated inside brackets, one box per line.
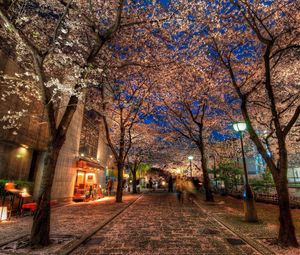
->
[0, 182, 33, 221]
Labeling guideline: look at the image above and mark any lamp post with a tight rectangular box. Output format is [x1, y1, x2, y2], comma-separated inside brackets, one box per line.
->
[233, 122, 258, 222]
[188, 155, 193, 177]
[211, 155, 218, 189]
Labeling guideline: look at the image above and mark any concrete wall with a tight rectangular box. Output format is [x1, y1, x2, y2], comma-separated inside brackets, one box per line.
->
[97, 124, 110, 188]
[0, 141, 32, 180]
[50, 102, 84, 202]
[0, 50, 47, 185]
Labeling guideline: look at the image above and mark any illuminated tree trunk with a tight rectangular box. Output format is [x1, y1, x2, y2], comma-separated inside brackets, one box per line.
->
[198, 142, 214, 202]
[30, 138, 64, 246]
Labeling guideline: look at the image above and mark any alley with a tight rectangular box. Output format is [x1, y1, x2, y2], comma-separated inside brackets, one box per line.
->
[71, 192, 260, 255]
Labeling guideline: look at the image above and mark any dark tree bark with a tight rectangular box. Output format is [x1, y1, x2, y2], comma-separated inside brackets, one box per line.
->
[197, 104, 214, 202]
[30, 138, 65, 246]
[116, 162, 124, 203]
[275, 173, 298, 246]
[198, 143, 214, 202]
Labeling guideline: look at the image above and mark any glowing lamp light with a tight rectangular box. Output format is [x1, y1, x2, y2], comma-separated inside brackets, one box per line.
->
[80, 153, 85, 157]
[233, 122, 247, 132]
[188, 155, 194, 161]
[21, 188, 30, 198]
[162, 181, 166, 186]
[21, 144, 29, 149]
[0, 207, 7, 221]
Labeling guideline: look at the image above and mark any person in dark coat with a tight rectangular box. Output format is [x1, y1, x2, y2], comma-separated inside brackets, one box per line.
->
[107, 178, 113, 196]
[149, 177, 153, 191]
[168, 175, 173, 192]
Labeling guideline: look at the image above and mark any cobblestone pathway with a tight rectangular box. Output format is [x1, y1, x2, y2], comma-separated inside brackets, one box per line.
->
[72, 192, 260, 255]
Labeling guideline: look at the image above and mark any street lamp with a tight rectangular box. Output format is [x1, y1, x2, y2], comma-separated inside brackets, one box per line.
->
[233, 122, 258, 222]
[188, 155, 194, 177]
[211, 155, 218, 189]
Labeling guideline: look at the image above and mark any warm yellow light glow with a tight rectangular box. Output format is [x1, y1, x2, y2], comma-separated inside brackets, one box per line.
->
[21, 144, 29, 149]
[16, 147, 27, 158]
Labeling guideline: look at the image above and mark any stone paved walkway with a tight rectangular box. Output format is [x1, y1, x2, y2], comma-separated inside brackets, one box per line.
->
[0, 195, 138, 249]
[72, 192, 260, 255]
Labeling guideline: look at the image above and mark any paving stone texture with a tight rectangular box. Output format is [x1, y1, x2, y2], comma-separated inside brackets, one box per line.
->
[72, 192, 260, 255]
[0, 195, 138, 252]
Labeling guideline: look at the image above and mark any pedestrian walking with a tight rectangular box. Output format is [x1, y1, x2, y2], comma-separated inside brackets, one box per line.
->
[184, 178, 197, 201]
[168, 175, 173, 192]
[149, 177, 153, 192]
[107, 178, 113, 196]
[176, 176, 184, 204]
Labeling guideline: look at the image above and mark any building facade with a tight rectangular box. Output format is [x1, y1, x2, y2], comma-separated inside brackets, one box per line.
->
[0, 51, 111, 202]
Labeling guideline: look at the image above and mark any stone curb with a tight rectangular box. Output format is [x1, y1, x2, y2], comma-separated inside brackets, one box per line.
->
[192, 199, 275, 255]
[56, 194, 143, 255]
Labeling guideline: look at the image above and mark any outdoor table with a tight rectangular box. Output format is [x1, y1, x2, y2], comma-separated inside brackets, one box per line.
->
[18, 192, 32, 216]
[6, 189, 22, 212]
[6, 189, 32, 216]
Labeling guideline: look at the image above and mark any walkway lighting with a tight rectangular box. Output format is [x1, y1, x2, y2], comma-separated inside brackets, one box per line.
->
[188, 155, 193, 177]
[233, 121, 258, 222]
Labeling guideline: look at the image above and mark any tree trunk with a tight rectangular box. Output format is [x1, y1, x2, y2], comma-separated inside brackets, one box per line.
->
[30, 139, 63, 247]
[275, 172, 299, 246]
[202, 162, 214, 202]
[116, 162, 124, 203]
[198, 144, 214, 202]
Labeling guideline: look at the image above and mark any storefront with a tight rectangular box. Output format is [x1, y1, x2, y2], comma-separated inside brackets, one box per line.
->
[73, 159, 105, 202]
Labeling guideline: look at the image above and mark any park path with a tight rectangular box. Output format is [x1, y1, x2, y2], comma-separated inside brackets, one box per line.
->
[71, 192, 260, 255]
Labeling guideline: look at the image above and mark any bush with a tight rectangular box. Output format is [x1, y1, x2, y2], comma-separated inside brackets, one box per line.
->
[217, 160, 243, 189]
[249, 168, 275, 192]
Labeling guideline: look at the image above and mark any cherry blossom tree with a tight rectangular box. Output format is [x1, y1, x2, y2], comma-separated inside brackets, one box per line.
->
[200, 0, 300, 246]
[127, 123, 157, 193]
[158, 64, 231, 201]
[0, 0, 186, 245]
[100, 71, 154, 202]
[0, 0, 165, 246]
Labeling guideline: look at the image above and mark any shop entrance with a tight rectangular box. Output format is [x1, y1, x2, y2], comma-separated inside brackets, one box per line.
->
[73, 168, 104, 202]
[73, 171, 86, 201]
